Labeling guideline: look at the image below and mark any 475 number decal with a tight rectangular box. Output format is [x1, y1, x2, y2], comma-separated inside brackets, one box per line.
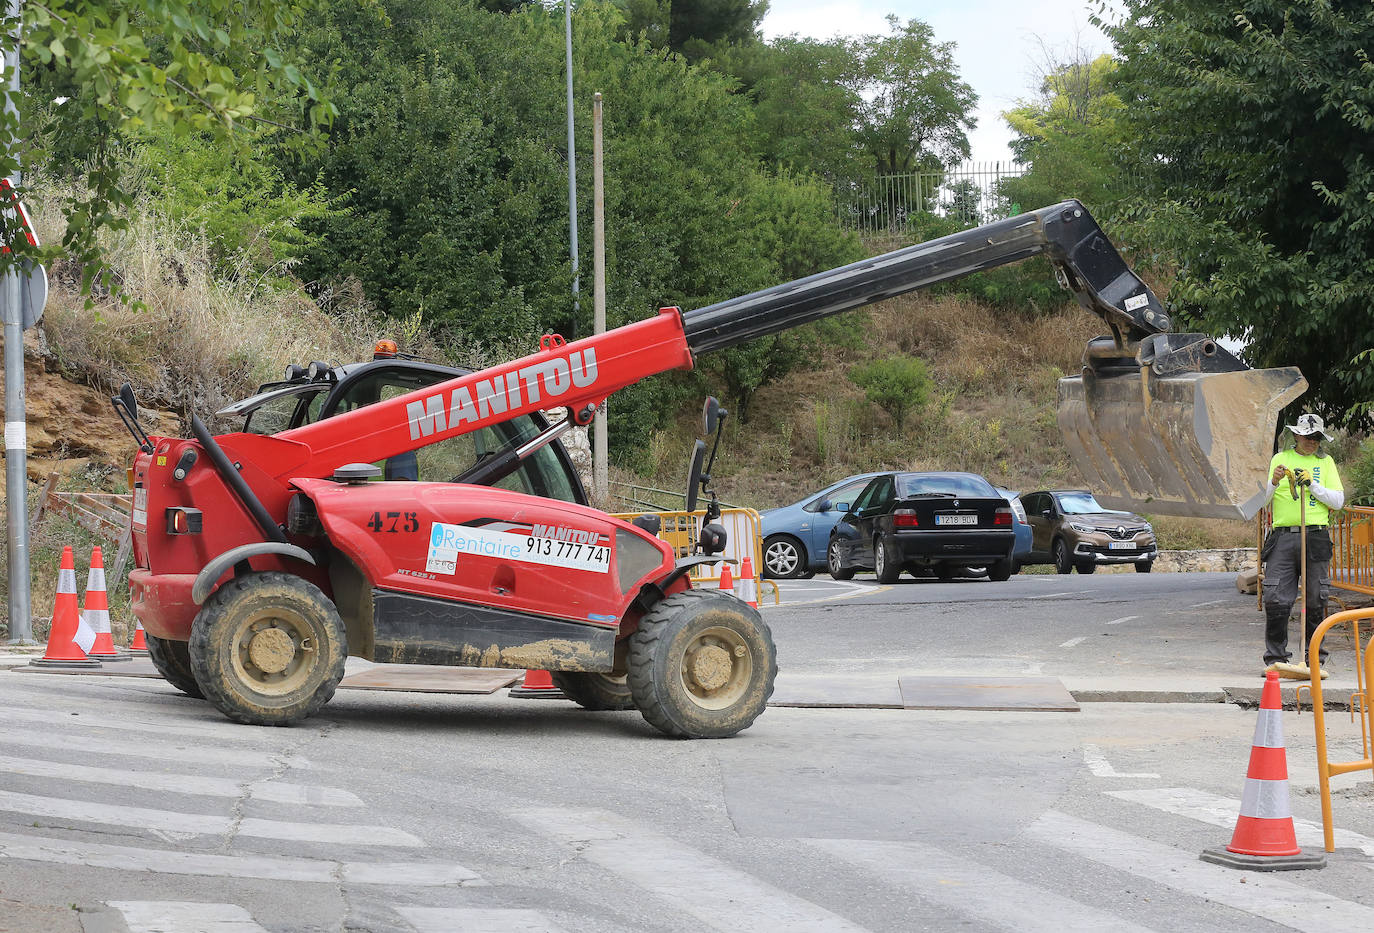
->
[367, 511, 419, 533]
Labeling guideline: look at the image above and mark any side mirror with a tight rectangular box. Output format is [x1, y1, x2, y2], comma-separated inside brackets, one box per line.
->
[686, 439, 707, 513]
[816, 499, 832, 512]
[119, 383, 138, 420]
[702, 396, 724, 435]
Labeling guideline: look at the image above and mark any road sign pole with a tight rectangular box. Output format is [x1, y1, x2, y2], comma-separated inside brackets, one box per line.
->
[3, 1, 31, 643]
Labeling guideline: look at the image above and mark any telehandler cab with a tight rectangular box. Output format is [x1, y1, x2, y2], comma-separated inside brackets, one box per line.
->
[117, 200, 1304, 737]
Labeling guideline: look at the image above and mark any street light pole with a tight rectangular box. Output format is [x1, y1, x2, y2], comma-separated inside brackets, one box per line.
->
[564, 0, 579, 331]
[3, 0, 30, 643]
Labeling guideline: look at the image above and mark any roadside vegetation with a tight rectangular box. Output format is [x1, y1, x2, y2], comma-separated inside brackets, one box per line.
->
[3, 0, 1372, 635]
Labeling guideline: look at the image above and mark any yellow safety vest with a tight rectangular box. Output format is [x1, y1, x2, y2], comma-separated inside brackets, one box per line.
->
[1269, 449, 1342, 527]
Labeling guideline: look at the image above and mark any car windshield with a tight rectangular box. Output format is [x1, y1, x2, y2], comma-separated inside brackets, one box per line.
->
[895, 474, 995, 498]
[1057, 491, 1106, 514]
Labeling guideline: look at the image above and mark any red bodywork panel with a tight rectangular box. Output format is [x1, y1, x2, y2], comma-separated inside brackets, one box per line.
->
[129, 310, 695, 650]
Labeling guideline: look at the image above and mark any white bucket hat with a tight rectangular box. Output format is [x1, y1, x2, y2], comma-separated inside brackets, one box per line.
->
[1287, 412, 1332, 441]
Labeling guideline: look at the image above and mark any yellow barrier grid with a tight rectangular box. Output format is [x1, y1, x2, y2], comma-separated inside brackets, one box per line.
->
[1258, 504, 1374, 599]
[611, 507, 779, 606]
[1302, 609, 1374, 853]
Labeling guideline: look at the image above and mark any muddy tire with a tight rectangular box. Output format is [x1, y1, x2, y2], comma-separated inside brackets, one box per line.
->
[551, 671, 635, 711]
[188, 572, 347, 726]
[627, 589, 777, 738]
[145, 634, 204, 699]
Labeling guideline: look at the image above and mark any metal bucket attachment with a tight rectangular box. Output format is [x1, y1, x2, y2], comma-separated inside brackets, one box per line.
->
[1058, 364, 1307, 520]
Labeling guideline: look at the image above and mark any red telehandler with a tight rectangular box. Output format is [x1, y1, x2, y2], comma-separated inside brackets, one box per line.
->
[114, 200, 1304, 737]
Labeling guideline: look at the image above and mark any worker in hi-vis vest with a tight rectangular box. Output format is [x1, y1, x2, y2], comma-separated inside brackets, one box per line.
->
[1261, 413, 1344, 672]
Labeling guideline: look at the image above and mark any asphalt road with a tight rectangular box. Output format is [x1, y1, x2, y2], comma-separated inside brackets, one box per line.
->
[1, 572, 1372, 933]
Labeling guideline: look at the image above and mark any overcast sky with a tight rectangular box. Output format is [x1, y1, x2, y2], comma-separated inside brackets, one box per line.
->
[759, 0, 1114, 165]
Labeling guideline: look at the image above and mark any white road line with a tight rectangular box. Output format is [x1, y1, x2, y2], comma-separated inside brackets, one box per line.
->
[398, 907, 569, 933]
[1059, 636, 1088, 649]
[1026, 811, 1374, 932]
[110, 901, 269, 933]
[1029, 591, 1075, 600]
[1106, 615, 1139, 625]
[513, 808, 872, 932]
[1081, 745, 1160, 779]
[1108, 786, 1374, 856]
[1186, 600, 1230, 609]
[0, 831, 481, 886]
[0, 790, 421, 847]
[2, 705, 286, 744]
[807, 837, 1159, 933]
[1, 726, 313, 770]
[1, 756, 362, 807]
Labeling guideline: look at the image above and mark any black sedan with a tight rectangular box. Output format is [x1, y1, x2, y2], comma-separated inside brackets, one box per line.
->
[826, 472, 1017, 583]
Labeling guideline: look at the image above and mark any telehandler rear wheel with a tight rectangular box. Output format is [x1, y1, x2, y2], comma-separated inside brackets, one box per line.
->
[189, 572, 347, 727]
[627, 589, 777, 738]
[145, 634, 203, 699]
[551, 671, 635, 711]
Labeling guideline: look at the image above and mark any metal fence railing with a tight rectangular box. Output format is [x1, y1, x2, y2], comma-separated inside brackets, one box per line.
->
[1256, 504, 1374, 599]
[836, 162, 1028, 237]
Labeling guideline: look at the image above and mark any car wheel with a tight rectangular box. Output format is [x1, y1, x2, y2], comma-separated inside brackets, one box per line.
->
[763, 535, 807, 579]
[551, 671, 635, 711]
[146, 634, 204, 699]
[1135, 560, 1154, 573]
[827, 539, 856, 581]
[874, 535, 901, 584]
[1052, 539, 1073, 574]
[988, 558, 1013, 582]
[1076, 562, 1097, 574]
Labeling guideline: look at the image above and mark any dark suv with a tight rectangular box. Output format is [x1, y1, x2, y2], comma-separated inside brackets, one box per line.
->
[1018, 489, 1157, 574]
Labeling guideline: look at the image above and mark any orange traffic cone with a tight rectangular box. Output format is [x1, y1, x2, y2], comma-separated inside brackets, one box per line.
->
[1200, 670, 1326, 870]
[29, 546, 102, 669]
[83, 547, 129, 662]
[718, 561, 735, 596]
[129, 619, 149, 653]
[738, 556, 759, 609]
[508, 669, 567, 699]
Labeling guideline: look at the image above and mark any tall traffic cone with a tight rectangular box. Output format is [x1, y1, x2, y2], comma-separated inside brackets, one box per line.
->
[29, 546, 102, 669]
[1200, 671, 1326, 870]
[82, 547, 129, 662]
[129, 619, 149, 653]
[718, 561, 735, 596]
[738, 556, 759, 609]
[508, 669, 567, 699]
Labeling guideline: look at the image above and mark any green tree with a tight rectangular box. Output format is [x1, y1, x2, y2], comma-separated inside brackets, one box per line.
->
[9, 1, 335, 288]
[1101, 0, 1374, 427]
[667, 0, 766, 60]
[856, 16, 976, 175]
[850, 356, 930, 429]
[1001, 53, 1125, 213]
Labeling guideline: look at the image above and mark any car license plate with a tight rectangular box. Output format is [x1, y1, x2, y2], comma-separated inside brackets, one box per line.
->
[1108, 541, 1135, 550]
[936, 514, 978, 526]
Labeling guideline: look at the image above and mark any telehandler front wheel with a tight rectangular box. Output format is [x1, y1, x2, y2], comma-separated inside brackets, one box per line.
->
[145, 634, 203, 699]
[627, 589, 777, 739]
[189, 572, 347, 727]
[551, 671, 635, 711]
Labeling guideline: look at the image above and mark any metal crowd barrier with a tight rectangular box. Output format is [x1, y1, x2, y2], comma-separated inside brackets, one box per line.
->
[1303, 608, 1373, 852]
[611, 506, 779, 605]
[1255, 504, 1374, 602]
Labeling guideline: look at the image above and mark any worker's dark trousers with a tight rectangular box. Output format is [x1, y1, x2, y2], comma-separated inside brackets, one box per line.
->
[1262, 529, 1331, 666]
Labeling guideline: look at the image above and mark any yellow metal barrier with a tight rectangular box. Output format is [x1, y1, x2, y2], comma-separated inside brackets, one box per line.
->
[1305, 608, 1374, 853]
[612, 507, 777, 605]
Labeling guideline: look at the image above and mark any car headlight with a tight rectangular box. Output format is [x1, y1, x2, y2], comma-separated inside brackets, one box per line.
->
[1068, 522, 1095, 533]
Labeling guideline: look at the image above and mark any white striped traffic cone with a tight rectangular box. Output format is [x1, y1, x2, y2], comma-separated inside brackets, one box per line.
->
[1200, 670, 1326, 870]
[29, 546, 102, 669]
[82, 547, 129, 661]
[738, 556, 759, 609]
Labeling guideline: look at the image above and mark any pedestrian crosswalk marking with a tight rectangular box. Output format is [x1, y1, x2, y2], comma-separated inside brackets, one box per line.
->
[1026, 811, 1374, 932]
[1, 703, 294, 745]
[110, 901, 269, 933]
[807, 837, 1160, 933]
[2, 725, 314, 770]
[1107, 786, 1374, 857]
[0, 789, 422, 847]
[1, 754, 362, 807]
[398, 907, 570, 932]
[0, 831, 481, 886]
[1082, 744, 1160, 779]
[513, 808, 872, 932]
